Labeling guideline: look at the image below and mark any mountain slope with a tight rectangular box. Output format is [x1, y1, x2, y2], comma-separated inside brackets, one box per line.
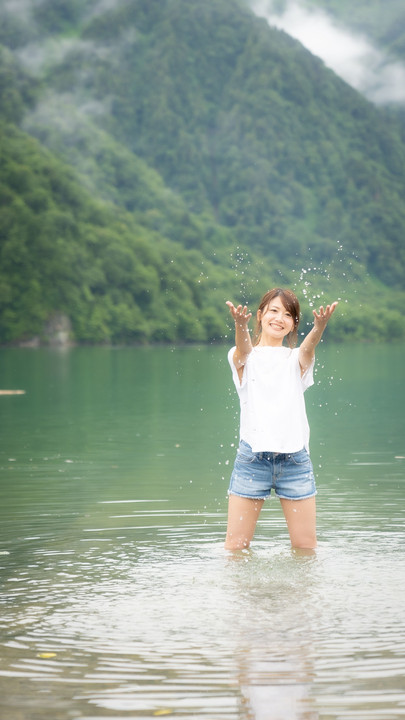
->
[0, 0, 405, 343]
[0, 46, 238, 344]
[21, 0, 405, 288]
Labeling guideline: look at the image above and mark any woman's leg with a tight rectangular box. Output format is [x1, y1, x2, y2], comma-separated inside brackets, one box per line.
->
[225, 495, 264, 550]
[279, 496, 317, 549]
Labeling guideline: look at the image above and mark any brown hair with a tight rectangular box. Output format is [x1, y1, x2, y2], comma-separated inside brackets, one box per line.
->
[253, 288, 300, 348]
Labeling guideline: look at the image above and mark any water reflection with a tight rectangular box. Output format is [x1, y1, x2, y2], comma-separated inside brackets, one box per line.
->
[237, 648, 318, 720]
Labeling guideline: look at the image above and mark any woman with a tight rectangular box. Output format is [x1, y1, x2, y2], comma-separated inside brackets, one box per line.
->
[225, 287, 338, 550]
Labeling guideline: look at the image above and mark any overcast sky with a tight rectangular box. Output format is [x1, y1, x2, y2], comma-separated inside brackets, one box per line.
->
[250, 0, 405, 104]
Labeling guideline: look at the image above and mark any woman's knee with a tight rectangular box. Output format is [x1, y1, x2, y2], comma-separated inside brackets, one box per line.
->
[224, 533, 251, 551]
[291, 533, 317, 550]
[225, 495, 263, 550]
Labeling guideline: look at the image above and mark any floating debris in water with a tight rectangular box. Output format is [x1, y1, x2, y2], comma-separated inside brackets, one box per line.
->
[0, 390, 26, 395]
[36, 652, 57, 659]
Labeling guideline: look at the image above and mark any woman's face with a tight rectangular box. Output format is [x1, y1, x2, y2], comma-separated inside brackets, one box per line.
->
[257, 296, 295, 346]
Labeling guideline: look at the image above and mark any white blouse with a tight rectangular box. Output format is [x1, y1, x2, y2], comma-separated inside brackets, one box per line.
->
[228, 345, 315, 453]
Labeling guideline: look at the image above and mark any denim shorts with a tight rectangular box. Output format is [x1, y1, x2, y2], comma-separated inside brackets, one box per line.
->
[228, 439, 316, 500]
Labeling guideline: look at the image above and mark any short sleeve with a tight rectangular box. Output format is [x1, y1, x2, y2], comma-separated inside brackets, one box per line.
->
[301, 354, 315, 391]
[290, 347, 314, 391]
[227, 346, 247, 389]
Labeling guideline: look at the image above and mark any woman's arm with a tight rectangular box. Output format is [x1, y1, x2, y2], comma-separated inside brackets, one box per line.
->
[299, 302, 338, 374]
[226, 302, 253, 378]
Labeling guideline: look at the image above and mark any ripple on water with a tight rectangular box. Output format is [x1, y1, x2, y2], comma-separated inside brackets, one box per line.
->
[1, 524, 405, 719]
[1, 475, 405, 720]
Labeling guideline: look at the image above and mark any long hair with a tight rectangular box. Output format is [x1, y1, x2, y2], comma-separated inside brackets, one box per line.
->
[253, 288, 300, 348]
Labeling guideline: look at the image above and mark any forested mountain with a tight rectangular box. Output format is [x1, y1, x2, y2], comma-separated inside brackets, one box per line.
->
[1, 0, 405, 344]
[0, 45, 235, 343]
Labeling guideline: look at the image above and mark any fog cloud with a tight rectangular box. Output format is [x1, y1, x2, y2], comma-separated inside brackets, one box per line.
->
[250, 0, 405, 104]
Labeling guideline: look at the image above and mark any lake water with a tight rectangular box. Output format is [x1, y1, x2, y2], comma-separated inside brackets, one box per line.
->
[0, 343, 404, 720]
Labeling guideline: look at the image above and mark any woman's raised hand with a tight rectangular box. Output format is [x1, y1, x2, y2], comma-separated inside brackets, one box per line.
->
[312, 302, 338, 328]
[226, 301, 252, 324]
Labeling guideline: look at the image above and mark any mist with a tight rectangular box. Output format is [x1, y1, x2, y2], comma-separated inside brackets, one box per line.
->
[250, 0, 405, 105]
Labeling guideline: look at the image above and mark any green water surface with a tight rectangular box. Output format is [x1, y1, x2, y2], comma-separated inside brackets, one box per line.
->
[0, 344, 404, 720]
